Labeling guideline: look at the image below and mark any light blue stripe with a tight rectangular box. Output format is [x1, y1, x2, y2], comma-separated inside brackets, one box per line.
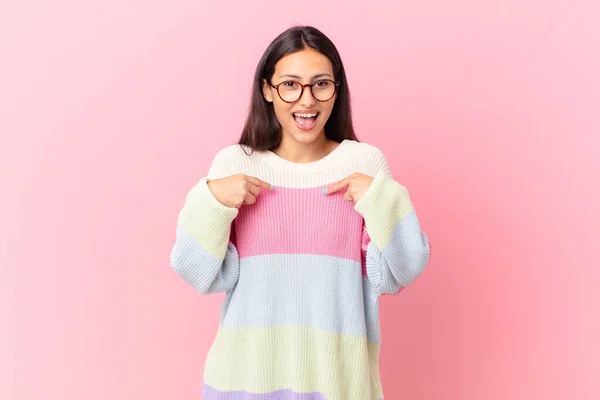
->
[218, 254, 381, 344]
[362, 275, 381, 344]
[170, 226, 240, 294]
[366, 210, 430, 295]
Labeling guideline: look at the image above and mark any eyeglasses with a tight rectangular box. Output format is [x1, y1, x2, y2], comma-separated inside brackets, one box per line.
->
[270, 79, 339, 103]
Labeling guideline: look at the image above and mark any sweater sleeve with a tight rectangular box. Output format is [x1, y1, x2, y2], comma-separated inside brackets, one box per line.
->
[169, 148, 241, 294]
[354, 152, 431, 296]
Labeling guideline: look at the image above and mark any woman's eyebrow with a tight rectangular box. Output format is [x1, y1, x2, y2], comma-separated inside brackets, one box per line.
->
[278, 73, 333, 79]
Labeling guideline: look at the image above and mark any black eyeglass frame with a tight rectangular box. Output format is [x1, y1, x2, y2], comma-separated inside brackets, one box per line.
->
[269, 79, 340, 103]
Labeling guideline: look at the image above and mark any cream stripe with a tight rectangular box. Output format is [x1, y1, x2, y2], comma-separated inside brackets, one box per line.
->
[367, 341, 384, 400]
[211, 140, 391, 188]
[203, 325, 383, 400]
[354, 169, 414, 250]
[178, 177, 238, 258]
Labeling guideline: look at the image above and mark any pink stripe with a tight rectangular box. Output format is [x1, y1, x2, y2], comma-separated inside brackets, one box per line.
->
[361, 226, 371, 277]
[234, 185, 364, 264]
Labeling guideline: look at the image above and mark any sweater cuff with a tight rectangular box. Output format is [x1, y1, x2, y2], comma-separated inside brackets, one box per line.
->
[353, 169, 414, 250]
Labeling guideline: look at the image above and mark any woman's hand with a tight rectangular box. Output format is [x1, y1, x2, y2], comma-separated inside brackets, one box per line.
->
[207, 174, 273, 209]
[323, 172, 374, 204]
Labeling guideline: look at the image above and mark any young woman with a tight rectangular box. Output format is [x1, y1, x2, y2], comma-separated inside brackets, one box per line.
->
[170, 25, 431, 400]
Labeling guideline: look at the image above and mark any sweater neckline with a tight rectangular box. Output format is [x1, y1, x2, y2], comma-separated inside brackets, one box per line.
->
[257, 139, 354, 175]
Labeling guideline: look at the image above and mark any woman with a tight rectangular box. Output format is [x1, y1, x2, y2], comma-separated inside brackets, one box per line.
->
[170, 25, 431, 400]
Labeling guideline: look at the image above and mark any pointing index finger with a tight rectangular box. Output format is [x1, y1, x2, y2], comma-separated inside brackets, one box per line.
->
[324, 176, 351, 195]
[245, 175, 274, 190]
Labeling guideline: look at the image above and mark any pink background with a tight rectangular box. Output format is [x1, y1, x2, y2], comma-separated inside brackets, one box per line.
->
[2, 0, 599, 399]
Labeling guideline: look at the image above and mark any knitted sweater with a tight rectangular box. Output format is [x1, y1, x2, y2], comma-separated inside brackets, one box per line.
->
[170, 139, 431, 400]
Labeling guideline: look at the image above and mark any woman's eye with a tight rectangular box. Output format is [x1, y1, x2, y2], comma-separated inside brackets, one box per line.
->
[315, 80, 330, 88]
[283, 81, 297, 88]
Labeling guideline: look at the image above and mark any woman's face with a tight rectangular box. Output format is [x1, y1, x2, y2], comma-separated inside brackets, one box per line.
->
[262, 47, 337, 145]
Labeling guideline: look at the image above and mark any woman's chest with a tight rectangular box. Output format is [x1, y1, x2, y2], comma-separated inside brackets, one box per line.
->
[233, 185, 364, 262]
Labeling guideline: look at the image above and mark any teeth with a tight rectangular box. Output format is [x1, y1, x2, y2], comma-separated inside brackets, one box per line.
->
[293, 112, 318, 118]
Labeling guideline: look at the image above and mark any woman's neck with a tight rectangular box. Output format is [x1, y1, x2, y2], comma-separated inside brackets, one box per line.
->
[272, 134, 338, 164]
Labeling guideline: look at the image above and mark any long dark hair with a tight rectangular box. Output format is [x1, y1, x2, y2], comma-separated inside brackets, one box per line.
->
[238, 25, 358, 152]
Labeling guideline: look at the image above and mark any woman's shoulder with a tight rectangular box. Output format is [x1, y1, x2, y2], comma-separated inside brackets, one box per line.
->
[348, 139, 388, 164]
[207, 143, 258, 179]
[345, 139, 391, 177]
[212, 142, 253, 159]
[350, 139, 386, 158]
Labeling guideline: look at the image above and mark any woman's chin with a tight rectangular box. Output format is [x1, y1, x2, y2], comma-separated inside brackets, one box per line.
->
[288, 129, 323, 142]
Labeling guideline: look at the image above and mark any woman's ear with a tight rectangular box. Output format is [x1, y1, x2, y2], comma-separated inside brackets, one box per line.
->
[262, 79, 273, 102]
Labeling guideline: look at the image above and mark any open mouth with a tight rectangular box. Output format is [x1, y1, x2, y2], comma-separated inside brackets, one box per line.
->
[292, 112, 319, 131]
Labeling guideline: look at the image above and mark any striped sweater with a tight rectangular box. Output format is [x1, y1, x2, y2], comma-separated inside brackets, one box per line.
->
[170, 139, 431, 400]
